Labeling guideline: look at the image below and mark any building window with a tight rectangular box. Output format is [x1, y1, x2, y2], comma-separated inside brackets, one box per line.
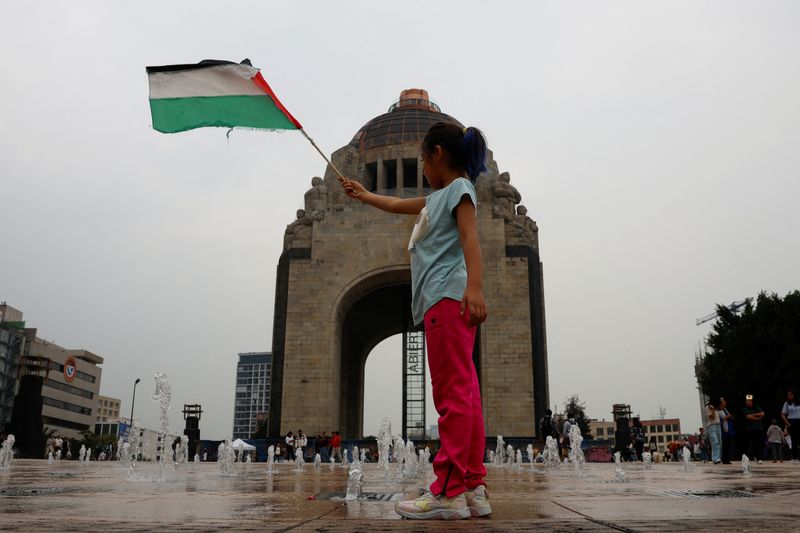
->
[42, 397, 92, 416]
[44, 380, 94, 399]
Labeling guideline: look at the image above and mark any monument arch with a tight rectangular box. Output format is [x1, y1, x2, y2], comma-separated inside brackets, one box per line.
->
[268, 89, 548, 439]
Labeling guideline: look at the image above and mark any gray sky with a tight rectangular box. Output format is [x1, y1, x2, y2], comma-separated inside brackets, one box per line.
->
[2, 1, 799, 439]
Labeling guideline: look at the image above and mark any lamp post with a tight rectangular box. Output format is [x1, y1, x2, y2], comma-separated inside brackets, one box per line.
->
[129, 377, 141, 436]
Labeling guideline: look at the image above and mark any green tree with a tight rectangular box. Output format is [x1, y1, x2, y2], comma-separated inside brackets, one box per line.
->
[696, 291, 800, 435]
[563, 394, 593, 439]
[80, 431, 119, 458]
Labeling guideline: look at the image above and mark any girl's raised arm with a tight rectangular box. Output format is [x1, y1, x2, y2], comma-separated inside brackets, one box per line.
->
[339, 176, 425, 215]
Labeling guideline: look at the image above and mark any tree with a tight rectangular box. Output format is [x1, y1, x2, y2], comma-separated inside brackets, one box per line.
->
[563, 394, 593, 439]
[80, 431, 118, 458]
[696, 291, 800, 448]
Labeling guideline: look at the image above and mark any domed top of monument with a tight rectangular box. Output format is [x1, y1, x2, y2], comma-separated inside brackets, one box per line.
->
[349, 89, 462, 152]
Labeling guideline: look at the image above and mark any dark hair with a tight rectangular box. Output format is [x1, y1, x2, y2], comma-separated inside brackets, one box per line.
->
[789, 390, 798, 406]
[421, 122, 487, 181]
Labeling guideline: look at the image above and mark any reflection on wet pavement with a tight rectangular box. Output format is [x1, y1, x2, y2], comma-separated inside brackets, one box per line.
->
[1, 459, 799, 531]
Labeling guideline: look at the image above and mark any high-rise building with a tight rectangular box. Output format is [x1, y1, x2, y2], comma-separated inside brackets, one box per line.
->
[0, 304, 25, 430]
[232, 352, 272, 439]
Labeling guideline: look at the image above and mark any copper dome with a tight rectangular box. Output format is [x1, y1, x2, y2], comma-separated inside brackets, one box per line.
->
[349, 89, 462, 152]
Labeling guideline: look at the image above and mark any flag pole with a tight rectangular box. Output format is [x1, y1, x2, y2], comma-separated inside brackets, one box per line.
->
[300, 129, 347, 182]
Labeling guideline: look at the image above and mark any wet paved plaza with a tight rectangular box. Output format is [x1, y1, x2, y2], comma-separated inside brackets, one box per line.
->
[1, 459, 799, 531]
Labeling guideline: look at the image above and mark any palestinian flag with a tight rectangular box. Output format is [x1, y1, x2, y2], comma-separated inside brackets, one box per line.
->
[146, 59, 302, 133]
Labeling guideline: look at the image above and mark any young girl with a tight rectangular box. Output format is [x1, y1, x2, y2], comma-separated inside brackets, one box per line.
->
[340, 122, 490, 520]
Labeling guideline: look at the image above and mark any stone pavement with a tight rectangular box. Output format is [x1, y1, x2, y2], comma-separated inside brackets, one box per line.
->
[1, 459, 799, 532]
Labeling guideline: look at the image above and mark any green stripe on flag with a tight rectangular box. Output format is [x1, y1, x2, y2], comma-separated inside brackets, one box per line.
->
[149, 95, 299, 133]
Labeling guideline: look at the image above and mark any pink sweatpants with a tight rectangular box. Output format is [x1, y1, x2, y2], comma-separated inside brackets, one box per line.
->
[424, 298, 487, 498]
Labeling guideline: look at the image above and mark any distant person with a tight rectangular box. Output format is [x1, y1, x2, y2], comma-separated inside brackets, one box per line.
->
[319, 431, 331, 462]
[630, 418, 645, 461]
[296, 430, 308, 459]
[696, 428, 708, 462]
[719, 396, 735, 464]
[563, 418, 573, 439]
[331, 431, 342, 463]
[706, 399, 722, 464]
[284, 431, 294, 461]
[539, 409, 554, 441]
[766, 419, 785, 463]
[342, 122, 491, 520]
[742, 394, 765, 463]
[781, 389, 800, 464]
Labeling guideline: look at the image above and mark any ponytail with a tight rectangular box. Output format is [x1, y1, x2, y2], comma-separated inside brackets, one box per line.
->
[462, 126, 487, 180]
[422, 122, 488, 181]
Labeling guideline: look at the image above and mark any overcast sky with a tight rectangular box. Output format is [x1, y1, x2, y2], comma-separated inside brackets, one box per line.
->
[2, 1, 799, 439]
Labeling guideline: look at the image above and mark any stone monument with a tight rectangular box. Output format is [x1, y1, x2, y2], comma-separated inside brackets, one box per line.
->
[269, 89, 548, 439]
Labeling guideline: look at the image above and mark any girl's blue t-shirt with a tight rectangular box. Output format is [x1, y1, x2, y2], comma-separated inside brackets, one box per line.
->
[408, 177, 477, 325]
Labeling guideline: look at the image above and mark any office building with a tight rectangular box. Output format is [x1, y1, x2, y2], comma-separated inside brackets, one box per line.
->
[232, 352, 272, 439]
[97, 395, 121, 423]
[2, 303, 104, 438]
[0, 304, 25, 430]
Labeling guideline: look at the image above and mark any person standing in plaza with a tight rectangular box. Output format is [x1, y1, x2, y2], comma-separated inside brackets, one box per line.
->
[766, 419, 785, 463]
[284, 431, 294, 461]
[539, 409, 554, 441]
[341, 122, 490, 520]
[296, 430, 307, 460]
[742, 394, 765, 463]
[706, 400, 722, 464]
[781, 389, 800, 464]
[631, 418, 645, 461]
[319, 431, 331, 462]
[330, 431, 342, 463]
[719, 396, 735, 464]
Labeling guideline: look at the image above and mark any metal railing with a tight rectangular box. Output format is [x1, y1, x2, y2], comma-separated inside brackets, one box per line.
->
[388, 98, 441, 113]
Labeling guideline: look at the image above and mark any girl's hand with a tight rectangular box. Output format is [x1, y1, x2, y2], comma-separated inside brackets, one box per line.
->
[461, 286, 487, 327]
[339, 176, 366, 199]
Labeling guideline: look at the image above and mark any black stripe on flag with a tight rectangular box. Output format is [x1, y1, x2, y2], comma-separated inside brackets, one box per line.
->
[146, 58, 252, 74]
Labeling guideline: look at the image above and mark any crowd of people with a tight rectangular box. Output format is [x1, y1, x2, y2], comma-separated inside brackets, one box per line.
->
[536, 390, 800, 466]
[283, 430, 343, 463]
[702, 390, 799, 464]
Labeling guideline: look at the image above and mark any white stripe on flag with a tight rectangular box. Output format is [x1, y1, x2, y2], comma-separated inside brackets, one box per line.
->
[149, 64, 263, 99]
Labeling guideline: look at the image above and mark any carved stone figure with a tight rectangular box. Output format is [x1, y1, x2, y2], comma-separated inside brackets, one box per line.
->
[515, 205, 538, 242]
[505, 204, 538, 247]
[491, 172, 521, 222]
[304, 177, 328, 221]
[284, 209, 313, 248]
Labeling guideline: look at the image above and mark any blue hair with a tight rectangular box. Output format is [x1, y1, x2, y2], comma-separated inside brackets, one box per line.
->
[462, 127, 488, 180]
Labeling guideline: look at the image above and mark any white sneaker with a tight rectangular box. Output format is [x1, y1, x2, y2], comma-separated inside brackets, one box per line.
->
[395, 491, 470, 520]
[465, 485, 492, 517]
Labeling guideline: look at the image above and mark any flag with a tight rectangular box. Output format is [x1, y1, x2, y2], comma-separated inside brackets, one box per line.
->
[146, 59, 302, 134]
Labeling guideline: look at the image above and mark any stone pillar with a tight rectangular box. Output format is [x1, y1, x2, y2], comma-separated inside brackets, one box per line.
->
[377, 157, 386, 192]
[396, 157, 404, 197]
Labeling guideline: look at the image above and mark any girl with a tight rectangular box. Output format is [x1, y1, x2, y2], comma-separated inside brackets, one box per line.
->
[706, 399, 722, 464]
[340, 122, 490, 520]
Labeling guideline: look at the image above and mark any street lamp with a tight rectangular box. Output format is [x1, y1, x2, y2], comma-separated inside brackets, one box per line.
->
[129, 378, 141, 434]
